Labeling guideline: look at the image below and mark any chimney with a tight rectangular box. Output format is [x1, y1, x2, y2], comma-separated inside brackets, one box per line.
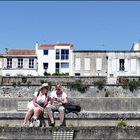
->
[35, 42, 39, 54]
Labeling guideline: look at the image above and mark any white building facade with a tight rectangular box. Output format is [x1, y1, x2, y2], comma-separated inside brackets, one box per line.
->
[36, 43, 74, 76]
[0, 49, 38, 76]
[0, 40, 140, 84]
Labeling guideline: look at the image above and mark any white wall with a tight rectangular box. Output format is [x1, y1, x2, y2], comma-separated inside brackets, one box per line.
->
[2, 69, 38, 76]
[107, 52, 140, 84]
[37, 45, 73, 76]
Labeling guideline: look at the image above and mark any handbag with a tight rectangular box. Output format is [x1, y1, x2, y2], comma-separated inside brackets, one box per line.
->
[63, 103, 81, 113]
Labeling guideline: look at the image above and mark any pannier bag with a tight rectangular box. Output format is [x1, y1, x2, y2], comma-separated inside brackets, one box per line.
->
[63, 103, 81, 113]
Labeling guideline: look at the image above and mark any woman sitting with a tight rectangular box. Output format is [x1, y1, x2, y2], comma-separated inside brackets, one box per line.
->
[23, 83, 49, 127]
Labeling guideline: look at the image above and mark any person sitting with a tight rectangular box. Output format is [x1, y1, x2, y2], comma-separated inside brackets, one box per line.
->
[46, 84, 68, 127]
[22, 83, 49, 127]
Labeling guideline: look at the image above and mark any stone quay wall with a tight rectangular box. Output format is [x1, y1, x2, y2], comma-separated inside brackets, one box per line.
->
[0, 126, 140, 140]
[1, 97, 140, 112]
[0, 76, 107, 85]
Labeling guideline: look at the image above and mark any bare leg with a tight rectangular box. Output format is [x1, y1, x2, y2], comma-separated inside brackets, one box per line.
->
[59, 111, 65, 124]
[23, 108, 34, 125]
[46, 105, 55, 124]
[34, 107, 42, 119]
[59, 106, 65, 125]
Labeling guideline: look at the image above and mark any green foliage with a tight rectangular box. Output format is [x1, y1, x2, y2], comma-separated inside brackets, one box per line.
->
[21, 76, 27, 83]
[43, 71, 51, 76]
[128, 80, 140, 92]
[40, 80, 45, 84]
[94, 80, 105, 90]
[117, 119, 127, 127]
[121, 84, 128, 90]
[48, 81, 52, 91]
[68, 79, 88, 93]
[52, 72, 69, 76]
[12, 81, 16, 87]
[17, 81, 21, 86]
[27, 81, 31, 87]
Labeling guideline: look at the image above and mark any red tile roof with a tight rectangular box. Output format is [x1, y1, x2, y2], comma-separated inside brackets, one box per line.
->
[7, 49, 36, 55]
[55, 43, 73, 47]
[38, 43, 73, 49]
[39, 44, 55, 49]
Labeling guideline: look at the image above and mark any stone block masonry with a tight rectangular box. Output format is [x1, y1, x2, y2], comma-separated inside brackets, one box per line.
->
[0, 126, 140, 139]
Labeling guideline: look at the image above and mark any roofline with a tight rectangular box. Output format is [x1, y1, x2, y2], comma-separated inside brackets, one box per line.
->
[74, 50, 140, 53]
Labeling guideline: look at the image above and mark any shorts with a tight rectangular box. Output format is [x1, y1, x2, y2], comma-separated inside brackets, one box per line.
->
[27, 101, 36, 110]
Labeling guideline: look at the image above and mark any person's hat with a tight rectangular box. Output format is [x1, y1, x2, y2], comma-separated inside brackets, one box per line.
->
[39, 83, 49, 90]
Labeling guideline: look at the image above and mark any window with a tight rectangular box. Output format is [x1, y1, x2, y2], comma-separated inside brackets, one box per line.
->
[7, 58, 12, 68]
[61, 49, 69, 60]
[18, 58, 23, 68]
[56, 49, 60, 59]
[61, 63, 69, 68]
[119, 59, 125, 71]
[44, 50, 48, 55]
[110, 74, 114, 77]
[75, 73, 80, 76]
[43, 63, 48, 70]
[55, 63, 60, 73]
[29, 58, 34, 69]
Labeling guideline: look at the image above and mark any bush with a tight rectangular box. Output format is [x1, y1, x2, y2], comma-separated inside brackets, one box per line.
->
[40, 80, 45, 84]
[12, 81, 16, 87]
[128, 79, 140, 92]
[21, 76, 27, 83]
[17, 81, 21, 86]
[27, 81, 31, 87]
[117, 119, 127, 127]
[52, 72, 69, 76]
[94, 80, 105, 90]
[68, 80, 88, 93]
[48, 81, 52, 91]
[44, 71, 51, 76]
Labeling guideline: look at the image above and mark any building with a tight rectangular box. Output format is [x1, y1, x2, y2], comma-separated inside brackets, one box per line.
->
[0, 43, 74, 77]
[0, 49, 38, 76]
[36, 42, 74, 76]
[73, 41, 140, 84]
[0, 40, 140, 84]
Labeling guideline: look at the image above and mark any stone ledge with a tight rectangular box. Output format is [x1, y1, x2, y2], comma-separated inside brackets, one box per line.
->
[1, 111, 140, 119]
[0, 126, 140, 139]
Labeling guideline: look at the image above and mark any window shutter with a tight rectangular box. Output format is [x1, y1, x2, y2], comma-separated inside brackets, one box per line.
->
[75, 58, 81, 71]
[125, 59, 128, 71]
[112, 59, 117, 72]
[84, 58, 90, 70]
[131, 59, 136, 73]
[96, 58, 102, 71]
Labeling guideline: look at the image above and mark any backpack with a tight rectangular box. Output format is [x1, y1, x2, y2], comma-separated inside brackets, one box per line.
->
[63, 103, 81, 113]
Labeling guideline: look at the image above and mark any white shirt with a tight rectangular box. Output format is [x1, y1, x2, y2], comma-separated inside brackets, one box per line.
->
[49, 90, 67, 105]
[50, 90, 67, 100]
[34, 91, 47, 105]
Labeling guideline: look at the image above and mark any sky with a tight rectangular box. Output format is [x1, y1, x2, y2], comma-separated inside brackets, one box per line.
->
[0, 1, 140, 53]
